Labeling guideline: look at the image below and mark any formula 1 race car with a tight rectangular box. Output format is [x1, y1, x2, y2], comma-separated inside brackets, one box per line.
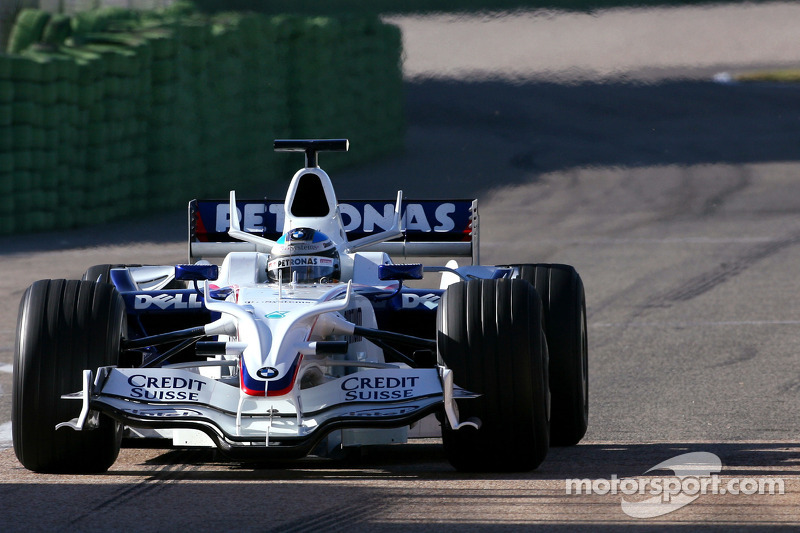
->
[13, 139, 588, 473]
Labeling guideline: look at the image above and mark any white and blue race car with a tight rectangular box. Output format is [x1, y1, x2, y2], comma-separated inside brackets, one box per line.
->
[13, 139, 587, 473]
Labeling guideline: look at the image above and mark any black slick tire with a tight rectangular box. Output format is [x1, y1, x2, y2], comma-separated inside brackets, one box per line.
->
[12, 280, 124, 473]
[508, 264, 588, 446]
[437, 278, 550, 472]
[81, 264, 129, 283]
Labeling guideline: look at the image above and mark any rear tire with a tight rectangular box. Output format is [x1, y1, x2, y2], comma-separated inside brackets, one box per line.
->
[12, 280, 125, 473]
[82, 264, 137, 284]
[437, 279, 549, 472]
[508, 264, 588, 446]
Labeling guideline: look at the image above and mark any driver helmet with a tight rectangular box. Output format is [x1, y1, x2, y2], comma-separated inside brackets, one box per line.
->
[267, 227, 340, 283]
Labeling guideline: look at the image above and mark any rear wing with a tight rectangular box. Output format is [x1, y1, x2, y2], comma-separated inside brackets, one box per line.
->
[189, 198, 480, 264]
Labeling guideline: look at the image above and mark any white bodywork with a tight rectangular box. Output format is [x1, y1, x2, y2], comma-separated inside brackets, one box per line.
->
[61, 156, 481, 455]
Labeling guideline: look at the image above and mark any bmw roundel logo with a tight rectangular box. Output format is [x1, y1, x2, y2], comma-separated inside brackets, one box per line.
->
[257, 367, 280, 379]
[290, 229, 306, 240]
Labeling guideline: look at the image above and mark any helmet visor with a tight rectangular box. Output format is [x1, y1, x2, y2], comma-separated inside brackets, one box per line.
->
[268, 255, 337, 283]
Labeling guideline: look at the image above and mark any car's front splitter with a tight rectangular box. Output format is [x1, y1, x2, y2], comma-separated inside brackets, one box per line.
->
[92, 393, 445, 460]
[61, 365, 450, 459]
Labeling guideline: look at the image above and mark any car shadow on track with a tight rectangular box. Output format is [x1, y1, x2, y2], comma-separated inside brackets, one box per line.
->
[117, 440, 799, 480]
[2, 442, 795, 532]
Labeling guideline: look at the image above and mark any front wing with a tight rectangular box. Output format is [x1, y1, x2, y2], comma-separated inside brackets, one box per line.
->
[64, 366, 466, 459]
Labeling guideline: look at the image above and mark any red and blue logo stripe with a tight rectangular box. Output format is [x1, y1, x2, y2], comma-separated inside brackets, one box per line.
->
[240, 354, 303, 396]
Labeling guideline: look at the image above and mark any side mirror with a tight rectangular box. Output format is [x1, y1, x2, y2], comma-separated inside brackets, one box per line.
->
[378, 263, 423, 281]
[175, 264, 219, 281]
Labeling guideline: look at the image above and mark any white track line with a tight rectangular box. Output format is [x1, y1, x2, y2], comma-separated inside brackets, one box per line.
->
[592, 320, 800, 328]
[0, 422, 11, 450]
[0, 363, 12, 373]
[483, 237, 780, 246]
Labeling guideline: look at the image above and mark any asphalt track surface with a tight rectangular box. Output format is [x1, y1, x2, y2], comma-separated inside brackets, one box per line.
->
[2, 3, 800, 530]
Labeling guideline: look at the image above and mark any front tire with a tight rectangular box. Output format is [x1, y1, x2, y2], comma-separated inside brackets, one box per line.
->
[437, 279, 550, 472]
[12, 280, 125, 473]
[81, 264, 139, 284]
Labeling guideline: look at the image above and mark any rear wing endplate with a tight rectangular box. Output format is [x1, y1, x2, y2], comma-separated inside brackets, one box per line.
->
[189, 199, 480, 264]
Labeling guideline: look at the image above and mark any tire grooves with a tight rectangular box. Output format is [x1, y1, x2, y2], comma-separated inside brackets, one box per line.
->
[486, 280, 496, 423]
[62, 281, 80, 466]
[506, 280, 516, 428]
[508, 280, 523, 432]
[470, 281, 484, 401]
[64, 281, 82, 459]
[519, 280, 533, 439]
[43, 281, 62, 467]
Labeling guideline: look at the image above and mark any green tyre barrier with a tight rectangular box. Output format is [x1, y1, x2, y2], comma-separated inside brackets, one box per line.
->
[29, 128, 46, 150]
[42, 151, 59, 173]
[17, 53, 57, 84]
[0, 153, 12, 175]
[14, 173, 32, 200]
[44, 128, 59, 147]
[40, 83, 58, 106]
[76, 85, 96, 109]
[0, 185, 12, 206]
[27, 211, 46, 232]
[69, 169, 87, 191]
[0, 110, 11, 134]
[62, 188, 86, 216]
[179, 22, 209, 48]
[2, 9, 403, 234]
[0, 202, 13, 233]
[144, 32, 177, 60]
[0, 174, 12, 199]
[0, 82, 13, 104]
[150, 59, 177, 83]
[14, 151, 33, 171]
[85, 146, 109, 170]
[8, 10, 52, 54]
[29, 150, 45, 171]
[70, 7, 137, 37]
[110, 141, 135, 162]
[42, 15, 73, 46]
[87, 104, 105, 123]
